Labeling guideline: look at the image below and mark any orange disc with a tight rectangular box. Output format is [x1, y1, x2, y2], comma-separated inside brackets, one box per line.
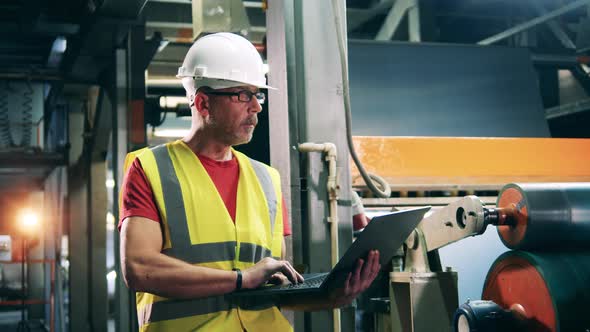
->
[497, 187, 529, 249]
[482, 254, 556, 331]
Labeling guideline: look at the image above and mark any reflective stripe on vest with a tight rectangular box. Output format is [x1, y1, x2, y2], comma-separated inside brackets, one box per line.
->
[249, 158, 277, 235]
[138, 295, 275, 326]
[151, 145, 277, 264]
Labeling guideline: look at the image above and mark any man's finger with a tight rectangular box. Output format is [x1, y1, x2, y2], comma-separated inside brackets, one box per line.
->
[281, 261, 303, 284]
[279, 261, 295, 283]
[363, 250, 379, 278]
[371, 251, 382, 279]
[352, 259, 364, 292]
[343, 272, 352, 296]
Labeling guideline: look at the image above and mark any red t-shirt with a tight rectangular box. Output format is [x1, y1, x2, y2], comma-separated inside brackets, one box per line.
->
[119, 154, 292, 236]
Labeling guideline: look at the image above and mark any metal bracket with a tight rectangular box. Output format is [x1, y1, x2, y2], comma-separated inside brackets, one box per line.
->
[418, 196, 487, 252]
[404, 227, 430, 273]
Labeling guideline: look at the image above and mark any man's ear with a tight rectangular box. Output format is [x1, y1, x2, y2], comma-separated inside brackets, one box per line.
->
[193, 91, 210, 116]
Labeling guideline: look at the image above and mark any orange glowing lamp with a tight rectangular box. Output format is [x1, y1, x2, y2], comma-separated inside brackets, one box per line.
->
[18, 209, 40, 236]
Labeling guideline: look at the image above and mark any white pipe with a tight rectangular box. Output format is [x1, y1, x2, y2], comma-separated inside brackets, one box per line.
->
[298, 142, 339, 265]
[298, 142, 340, 332]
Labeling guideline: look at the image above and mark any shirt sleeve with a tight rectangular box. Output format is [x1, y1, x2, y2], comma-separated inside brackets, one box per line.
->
[281, 196, 292, 236]
[118, 158, 161, 231]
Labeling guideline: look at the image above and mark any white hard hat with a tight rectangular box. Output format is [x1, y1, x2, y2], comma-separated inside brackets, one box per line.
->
[177, 32, 274, 90]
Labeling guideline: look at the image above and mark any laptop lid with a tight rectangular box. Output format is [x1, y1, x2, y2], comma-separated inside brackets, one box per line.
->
[321, 206, 431, 289]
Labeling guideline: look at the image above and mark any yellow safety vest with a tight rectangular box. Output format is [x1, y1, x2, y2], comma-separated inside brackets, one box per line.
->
[123, 140, 292, 332]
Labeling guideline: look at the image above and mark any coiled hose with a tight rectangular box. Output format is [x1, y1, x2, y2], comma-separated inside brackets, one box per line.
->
[0, 81, 13, 148]
[20, 80, 33, 147]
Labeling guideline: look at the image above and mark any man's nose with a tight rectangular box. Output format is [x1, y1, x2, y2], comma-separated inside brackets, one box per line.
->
[248, 97, 262, 113]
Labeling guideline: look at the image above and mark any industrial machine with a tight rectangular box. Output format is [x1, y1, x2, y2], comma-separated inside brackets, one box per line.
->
[453, 183, 590, 332]
[367, 182, 590, 332]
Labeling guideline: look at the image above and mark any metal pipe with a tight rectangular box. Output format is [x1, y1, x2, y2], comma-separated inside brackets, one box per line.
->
[478, 0, 590, 45]
[485, 206, 516, 227]
[21, 239, 26, 325]
[298, 142, 340, 332]
[50, 261, 55, 332]
[298, 143, 339, 268]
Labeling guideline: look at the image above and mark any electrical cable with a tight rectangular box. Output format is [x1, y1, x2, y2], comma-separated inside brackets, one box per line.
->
[329, 0, 391, 198]
[157, 98, 168, 126]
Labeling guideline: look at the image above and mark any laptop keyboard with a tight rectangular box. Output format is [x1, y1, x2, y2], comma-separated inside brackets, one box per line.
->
[283, 274, 327, 289]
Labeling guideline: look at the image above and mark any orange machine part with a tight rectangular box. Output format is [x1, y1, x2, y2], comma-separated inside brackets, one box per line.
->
[483, 256, 556, 332]
[350, 136, 590, 188]
[497, 187, 529, 248]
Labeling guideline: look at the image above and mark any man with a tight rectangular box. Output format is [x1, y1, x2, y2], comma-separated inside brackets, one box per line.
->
[119, 32, 380, 331]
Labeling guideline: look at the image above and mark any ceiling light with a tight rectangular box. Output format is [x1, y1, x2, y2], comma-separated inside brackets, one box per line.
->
[153, 129, 190, 138]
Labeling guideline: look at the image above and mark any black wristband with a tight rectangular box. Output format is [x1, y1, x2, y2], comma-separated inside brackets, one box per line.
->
[232, 268, 242, 291]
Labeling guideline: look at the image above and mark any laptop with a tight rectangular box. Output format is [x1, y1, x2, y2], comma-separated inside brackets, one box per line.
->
[232, 206, 430, 297]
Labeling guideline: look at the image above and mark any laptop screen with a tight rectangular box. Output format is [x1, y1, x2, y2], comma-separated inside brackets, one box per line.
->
[331, 206, 430, 275]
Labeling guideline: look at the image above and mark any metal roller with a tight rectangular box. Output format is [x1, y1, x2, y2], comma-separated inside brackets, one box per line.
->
[482, 250, 590, 332]
[494, 182, 590, 250]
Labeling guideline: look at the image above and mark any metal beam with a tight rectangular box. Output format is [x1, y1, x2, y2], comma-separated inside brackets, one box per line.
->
[90, 88, 113, 162]
[375, 0, 418, 41]
[531, 53, 581, 68]
[69, 92, 109, 332]
[266, 0, 295, 326]
[546, 98, 590, 119]
[0, 151, 65, 168]
[68, 162, 90, 332]
[89, 160, 108, 332]
[99, 0, 149, 19]
[33, 16, 79, 36]
[128, 20, 148, 150]
[280, 0, 354, 330]
[478, 0, 590, 45]
[407, 0, 421, 42]
[110, 47, 136, 332]
[347, 0, 393, 32]
[529, 0, 576, 49]
[140, 32, 164, 71]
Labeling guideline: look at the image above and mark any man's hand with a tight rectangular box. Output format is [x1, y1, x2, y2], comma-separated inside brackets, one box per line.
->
[329, 250, 381, 307]
[242, 257, 305, 289]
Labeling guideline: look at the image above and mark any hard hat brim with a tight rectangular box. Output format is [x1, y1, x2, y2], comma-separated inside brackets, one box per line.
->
[177, 76, 276, 90]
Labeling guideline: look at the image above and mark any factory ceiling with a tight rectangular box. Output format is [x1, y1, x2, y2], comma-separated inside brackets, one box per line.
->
[0, 0, 588, 189]
[0, 0, 587, 88]
[0, 0, 587, 89]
